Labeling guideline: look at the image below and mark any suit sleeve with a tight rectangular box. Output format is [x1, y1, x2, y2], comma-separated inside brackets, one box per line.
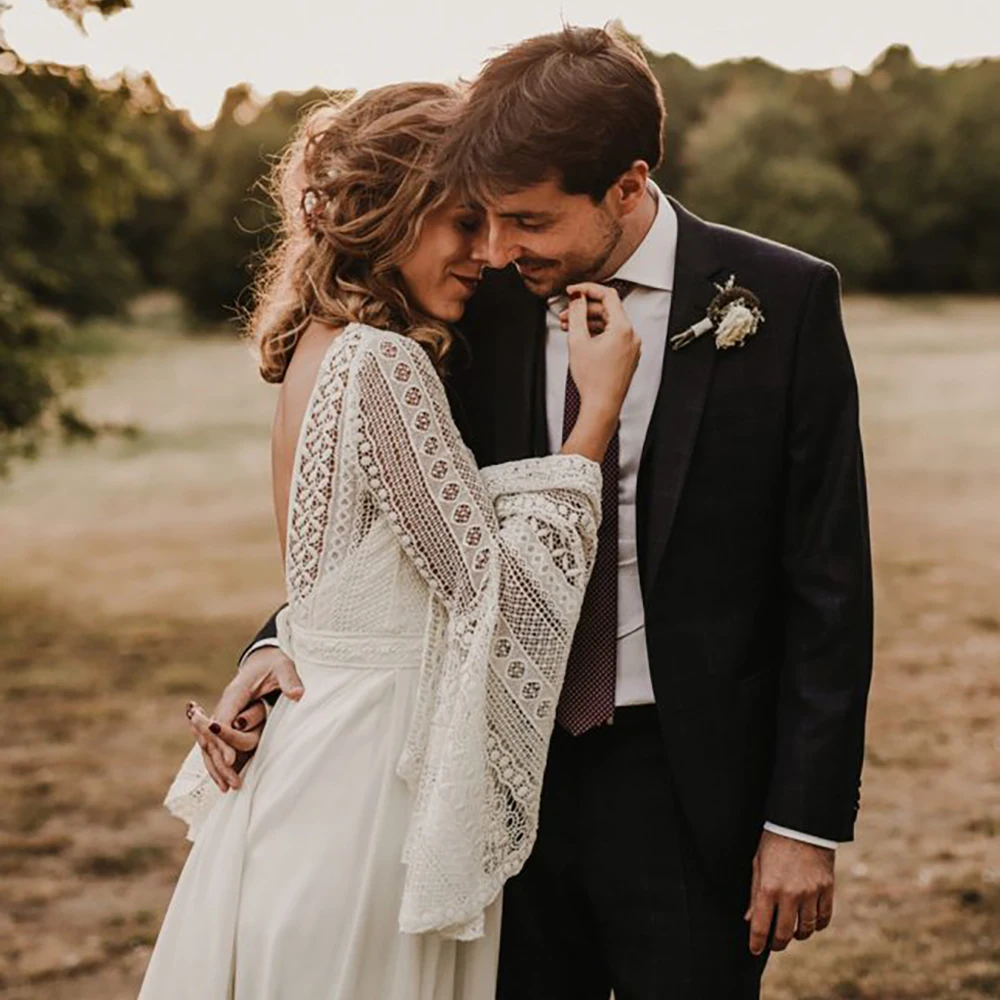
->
[765, 262, 874, 843]
[237, 607, 286, 706]
[238, 608, 282, 660]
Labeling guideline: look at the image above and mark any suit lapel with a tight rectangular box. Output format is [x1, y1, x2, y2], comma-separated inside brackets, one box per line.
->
[637, 198, 723, 596]
[529, 311, 549, 457]
[486, 266, 547, 462]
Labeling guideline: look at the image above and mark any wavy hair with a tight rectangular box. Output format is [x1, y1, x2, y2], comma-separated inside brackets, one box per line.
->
[440, 25, 663, 204]
[248, 82, 463, 382]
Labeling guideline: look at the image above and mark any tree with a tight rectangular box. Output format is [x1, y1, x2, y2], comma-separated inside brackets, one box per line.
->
[0, 0, 139, 473]
[166, 84, 335, 322]
[0, 63, 179, 316]
[851, 51, 1000, 291]
[682, 89, 890, 287]
[0, 279, 60, 473]
[113, 73, 200, 288]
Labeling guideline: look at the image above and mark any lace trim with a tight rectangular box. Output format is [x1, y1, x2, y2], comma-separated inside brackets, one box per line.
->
[481, 454, 603, 504]
[163, 744, 222, 843]
[280, 622, 425, 667]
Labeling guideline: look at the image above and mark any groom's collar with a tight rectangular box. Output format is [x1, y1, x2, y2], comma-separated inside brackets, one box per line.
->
[607, 180, 676, 293]
[543, 181, 676, 313]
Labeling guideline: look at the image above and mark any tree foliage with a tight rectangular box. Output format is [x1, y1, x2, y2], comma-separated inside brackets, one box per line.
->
[0, 278, 71, 474]
[0, 63, 178, 316]
[0, 25, 998, 474]
[651, 46, 999, 290]
[680, 89, 890, 286]
[0, 56, 184, 471]
[165, 84, 333, 321]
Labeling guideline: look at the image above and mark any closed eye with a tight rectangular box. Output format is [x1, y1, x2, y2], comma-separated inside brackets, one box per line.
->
[455, 211, 485, 235]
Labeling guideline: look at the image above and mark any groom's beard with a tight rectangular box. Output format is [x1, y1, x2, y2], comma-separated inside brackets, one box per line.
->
[515, 215, 623, 299]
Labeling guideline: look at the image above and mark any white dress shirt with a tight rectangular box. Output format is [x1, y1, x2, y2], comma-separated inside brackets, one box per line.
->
[245, 180, 837, 850]
[545, 182, 674, 708]
[545, 182, 837, 850]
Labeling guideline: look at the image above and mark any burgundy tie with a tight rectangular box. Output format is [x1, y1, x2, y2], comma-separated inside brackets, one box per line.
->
[556, 278, 634, 736]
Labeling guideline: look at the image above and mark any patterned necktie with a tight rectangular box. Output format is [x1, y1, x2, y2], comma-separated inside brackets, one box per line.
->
[556, 278, 634, 736]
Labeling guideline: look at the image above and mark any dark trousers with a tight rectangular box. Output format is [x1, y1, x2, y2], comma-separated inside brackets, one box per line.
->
[496, 705, 768, 1000]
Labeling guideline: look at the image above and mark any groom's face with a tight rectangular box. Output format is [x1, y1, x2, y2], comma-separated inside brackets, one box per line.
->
[482, 177, 623, 298]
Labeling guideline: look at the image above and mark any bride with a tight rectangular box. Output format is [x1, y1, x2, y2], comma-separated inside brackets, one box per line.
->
[138, 81, 639, 999]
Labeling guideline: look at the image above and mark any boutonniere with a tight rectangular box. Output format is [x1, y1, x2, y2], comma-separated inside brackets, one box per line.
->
[670, 275, 765, 352]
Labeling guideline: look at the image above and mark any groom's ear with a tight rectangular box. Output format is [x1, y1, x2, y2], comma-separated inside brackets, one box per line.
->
[611, 161, 650, 216]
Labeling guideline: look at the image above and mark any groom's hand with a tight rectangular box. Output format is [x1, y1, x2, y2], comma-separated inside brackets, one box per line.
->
[745, 829, 835, 955]
[185, 646, 304, 792]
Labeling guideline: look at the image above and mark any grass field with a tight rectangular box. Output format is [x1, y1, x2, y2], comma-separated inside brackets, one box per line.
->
[1, 295, 998, 999]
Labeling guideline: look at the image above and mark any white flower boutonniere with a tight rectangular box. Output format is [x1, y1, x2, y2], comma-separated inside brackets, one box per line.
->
[670, 275, 765, 352]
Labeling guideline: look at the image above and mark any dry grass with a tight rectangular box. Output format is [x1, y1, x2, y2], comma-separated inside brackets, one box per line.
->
[0, 295, 998, 998]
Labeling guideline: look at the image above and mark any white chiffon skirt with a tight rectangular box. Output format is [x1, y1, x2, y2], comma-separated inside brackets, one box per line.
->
[138, 650, 502, 1000]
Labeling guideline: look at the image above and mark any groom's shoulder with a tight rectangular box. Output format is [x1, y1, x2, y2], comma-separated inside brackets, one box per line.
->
[466, 264, 537, 314]
[695, 211, 839, 289]
[456, 265, 540, 354]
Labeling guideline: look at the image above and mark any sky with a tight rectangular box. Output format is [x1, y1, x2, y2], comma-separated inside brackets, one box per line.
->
[4, 0, 999, 125]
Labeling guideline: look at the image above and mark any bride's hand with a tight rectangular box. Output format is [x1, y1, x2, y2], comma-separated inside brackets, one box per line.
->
[558, 283, 640, 463]
[563, 282, 640, 422]
[185, 646, 304, 792]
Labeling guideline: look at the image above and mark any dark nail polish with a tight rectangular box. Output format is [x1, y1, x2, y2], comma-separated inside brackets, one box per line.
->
[233, 717, 247, 731]
[209, 722, 221, 735]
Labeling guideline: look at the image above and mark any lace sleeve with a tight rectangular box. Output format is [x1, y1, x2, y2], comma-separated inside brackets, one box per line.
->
[350, 328, 602, 939]
[163, 744, 222, 842]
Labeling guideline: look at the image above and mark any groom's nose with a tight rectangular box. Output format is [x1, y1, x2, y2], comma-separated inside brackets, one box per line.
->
[485, 223, 515, 269]
[469, 225, 489, 267]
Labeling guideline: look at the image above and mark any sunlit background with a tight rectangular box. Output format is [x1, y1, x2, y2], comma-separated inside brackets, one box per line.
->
[5, 0, 1000, 124]
[1, 2, 998, 998]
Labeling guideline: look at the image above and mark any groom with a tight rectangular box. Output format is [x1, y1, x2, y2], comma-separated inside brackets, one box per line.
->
[209, 25, 873, 1000]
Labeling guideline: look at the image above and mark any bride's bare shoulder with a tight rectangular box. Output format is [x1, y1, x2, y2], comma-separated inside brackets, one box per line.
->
[283, 319, 344, 388]
[273, 321, 345, 443]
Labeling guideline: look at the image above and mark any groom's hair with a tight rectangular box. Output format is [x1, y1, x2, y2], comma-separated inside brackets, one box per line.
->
[447, 24, 665, 203]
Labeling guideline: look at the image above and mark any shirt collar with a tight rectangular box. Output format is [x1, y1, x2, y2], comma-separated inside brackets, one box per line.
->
[609, 180, 676, 293]
[545, 181, 676, 311]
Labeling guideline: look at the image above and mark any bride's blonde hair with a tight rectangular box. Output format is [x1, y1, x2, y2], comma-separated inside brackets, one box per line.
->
[248, 82, 463, 382]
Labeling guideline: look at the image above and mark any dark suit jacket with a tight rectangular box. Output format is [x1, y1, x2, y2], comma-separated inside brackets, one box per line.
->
[248, 198, 874, 883]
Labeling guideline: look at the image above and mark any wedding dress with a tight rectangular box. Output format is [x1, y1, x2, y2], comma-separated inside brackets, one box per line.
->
[137, 322, 602, 999]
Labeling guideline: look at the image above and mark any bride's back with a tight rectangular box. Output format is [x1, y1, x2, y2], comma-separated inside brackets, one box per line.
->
[271, 320, 341, 560]
[272, 322, 430, 644]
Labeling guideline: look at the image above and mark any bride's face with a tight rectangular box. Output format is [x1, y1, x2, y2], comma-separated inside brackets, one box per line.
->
[399, 197, 488, 323]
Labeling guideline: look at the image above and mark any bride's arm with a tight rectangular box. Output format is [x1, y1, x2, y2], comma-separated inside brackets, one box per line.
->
[349, 327, 602, 938]
[352, 327, 602, 622]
